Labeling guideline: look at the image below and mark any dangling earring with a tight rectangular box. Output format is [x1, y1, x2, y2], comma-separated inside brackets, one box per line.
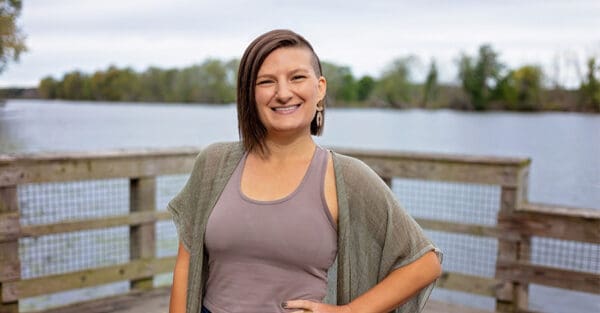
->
[316, 102, 324, 128]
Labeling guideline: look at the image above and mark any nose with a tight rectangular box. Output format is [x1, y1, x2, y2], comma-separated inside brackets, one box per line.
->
[275, 81, 293, 104]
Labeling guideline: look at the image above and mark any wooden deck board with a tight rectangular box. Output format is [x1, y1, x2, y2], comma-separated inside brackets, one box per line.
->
[30, 287, 494, 313]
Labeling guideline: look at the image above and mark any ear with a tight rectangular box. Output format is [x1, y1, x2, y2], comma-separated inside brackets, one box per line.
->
[317, 76, 327, 106]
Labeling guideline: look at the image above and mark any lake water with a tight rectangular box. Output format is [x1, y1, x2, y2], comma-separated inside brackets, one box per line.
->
[1, 100, 599, 312]
[2, 100, 598, 209]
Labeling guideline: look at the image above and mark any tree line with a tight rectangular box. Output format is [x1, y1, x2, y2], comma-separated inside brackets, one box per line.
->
[38, 45, 599, 112]
[39, 59, 239, 104]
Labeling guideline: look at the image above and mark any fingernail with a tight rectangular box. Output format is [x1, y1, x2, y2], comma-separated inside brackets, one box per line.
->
[281, 301, 288, 308]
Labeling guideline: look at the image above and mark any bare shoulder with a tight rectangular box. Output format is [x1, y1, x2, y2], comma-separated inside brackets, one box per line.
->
[324, 150, 339, 224]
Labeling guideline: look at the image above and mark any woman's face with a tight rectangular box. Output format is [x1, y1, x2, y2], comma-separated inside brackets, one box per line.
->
[254, 47, 326, 138]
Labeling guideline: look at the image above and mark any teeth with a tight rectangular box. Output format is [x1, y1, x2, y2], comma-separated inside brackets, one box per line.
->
[273, 105, 299, 112]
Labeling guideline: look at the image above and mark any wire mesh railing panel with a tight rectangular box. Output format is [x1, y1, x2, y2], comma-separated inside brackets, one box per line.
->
[156, 220, 178, 258]
[19, 282, 129, 312]
[430, 288, 495, 311]
[156, 174, 189, 212]
[154, 175, 188, 286]
[531, 237, 600, 274]
[154, 273, 174, 288]
[156, 174, 187, 259]
[19, 227, 130, 279]
[388, 177, 502, 310]
[17, 179, 129, 226]
[529, 284, 600, 313]
[392, 178, 501, 226]
[425, 229, 498, 278]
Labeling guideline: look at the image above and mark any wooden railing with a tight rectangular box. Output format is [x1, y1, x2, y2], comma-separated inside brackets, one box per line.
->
[0, 147, 598, 313]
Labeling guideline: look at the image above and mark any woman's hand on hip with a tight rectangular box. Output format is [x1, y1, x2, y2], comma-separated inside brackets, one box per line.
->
[283, 300, 352, 313]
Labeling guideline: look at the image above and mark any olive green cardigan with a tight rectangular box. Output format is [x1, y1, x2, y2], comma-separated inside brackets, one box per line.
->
[168, 142, 442, 313]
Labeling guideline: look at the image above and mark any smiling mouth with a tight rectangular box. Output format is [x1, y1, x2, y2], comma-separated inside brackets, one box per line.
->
[272, 104, 301, 113]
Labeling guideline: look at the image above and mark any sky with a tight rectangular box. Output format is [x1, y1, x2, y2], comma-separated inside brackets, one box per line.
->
[1, 0, 599, 88]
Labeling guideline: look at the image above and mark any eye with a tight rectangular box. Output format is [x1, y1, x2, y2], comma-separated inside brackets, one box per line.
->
[256, 79, 274, 85]
[292, 75, 307, 81]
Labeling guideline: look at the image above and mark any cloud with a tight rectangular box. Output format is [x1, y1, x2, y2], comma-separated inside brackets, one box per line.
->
[1, 0, 598, 87]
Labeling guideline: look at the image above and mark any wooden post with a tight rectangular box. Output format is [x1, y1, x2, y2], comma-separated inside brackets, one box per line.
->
[129, 177, 156, 290]
[495, 166, 531, 312]
[0, 186, 20, 313]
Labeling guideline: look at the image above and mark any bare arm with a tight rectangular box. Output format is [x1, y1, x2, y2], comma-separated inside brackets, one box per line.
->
[169, 242, 190, 313]
[346, 250, 441, 312]
[284, 250, 441, 313]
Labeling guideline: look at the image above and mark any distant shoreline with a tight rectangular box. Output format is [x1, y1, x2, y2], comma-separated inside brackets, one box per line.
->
[3, 97, 599, 114]
[0, 87, 39, 99]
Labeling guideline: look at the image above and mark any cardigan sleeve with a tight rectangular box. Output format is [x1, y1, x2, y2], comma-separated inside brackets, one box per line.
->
[166, 149, 208, 252]
[336, 154, 442, 312]
[379, 176, 443, 312]
[382, 183, 442, 273]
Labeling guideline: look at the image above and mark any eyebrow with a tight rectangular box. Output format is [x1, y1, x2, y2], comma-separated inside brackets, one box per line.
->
[291, 68, 310, 73]
[256, 68, 311, 79]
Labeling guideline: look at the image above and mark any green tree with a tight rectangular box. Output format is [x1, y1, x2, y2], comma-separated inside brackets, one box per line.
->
[0, 0, 27, 74]
[513, 65, 543, 110]
[39, 76, 58, 99]
[172, 66, 195, 102]
[196, 59, 236, 103]
[422, 60, 439, 108]
[225, 58, 239, 88]
[579, 57, 600, 112]
[458, 44, 504, 110]
[138, 67, 177, 102]
[321, 62, 356, 105]
[89, 67, 111, 100]
[356, 75, 375, 102]
[88, 70, 107, 100]
[338, 73, 357, 103]
[87, 66, 140, 101]
[169, 59, 235, 104]
[493, 73, 517, 108]
[373, 56, 416, 108]
[61, 71, 90, 100]
[495, 65, 543, 111]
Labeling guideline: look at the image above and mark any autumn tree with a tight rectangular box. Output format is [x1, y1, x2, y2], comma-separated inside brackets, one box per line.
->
[494, 65, 543, 111]
[0, 0, 27, 74]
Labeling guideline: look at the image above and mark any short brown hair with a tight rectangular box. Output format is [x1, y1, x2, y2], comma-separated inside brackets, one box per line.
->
[237, 29, 325, 155]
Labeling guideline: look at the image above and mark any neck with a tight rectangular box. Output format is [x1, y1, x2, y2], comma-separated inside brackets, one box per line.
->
[258, 131, 316, 162]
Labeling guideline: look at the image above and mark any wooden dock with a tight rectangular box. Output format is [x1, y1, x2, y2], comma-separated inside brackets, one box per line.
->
[1, 147, 598, 313]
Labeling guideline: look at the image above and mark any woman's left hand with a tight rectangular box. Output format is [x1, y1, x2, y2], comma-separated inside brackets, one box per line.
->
[283, 300, 352, 313]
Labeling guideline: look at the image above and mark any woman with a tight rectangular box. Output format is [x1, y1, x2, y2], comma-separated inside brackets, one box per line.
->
[169, 29, 442, 313]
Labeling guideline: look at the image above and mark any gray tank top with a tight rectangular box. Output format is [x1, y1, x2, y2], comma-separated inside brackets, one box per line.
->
[203, 145, 338, 313]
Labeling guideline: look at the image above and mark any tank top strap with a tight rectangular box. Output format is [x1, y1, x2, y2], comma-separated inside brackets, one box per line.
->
[299, 145, 328, 197]
[231, 150, 247, 184]
[316, 145, 329, 189]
